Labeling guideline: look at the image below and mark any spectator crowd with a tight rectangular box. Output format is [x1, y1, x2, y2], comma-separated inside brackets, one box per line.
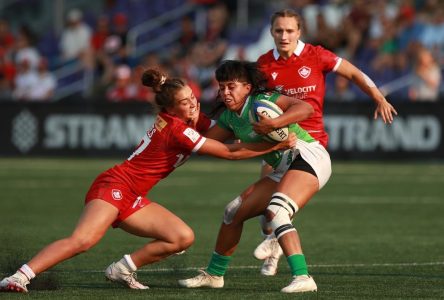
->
[0, 0, 443, 103]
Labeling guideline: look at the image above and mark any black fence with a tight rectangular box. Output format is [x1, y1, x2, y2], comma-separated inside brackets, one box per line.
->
[0, 101, 442, 160]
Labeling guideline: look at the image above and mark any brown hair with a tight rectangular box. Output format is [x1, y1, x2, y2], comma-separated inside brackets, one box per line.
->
[270, 9, 302, 30]
[141, 69, 187, 109]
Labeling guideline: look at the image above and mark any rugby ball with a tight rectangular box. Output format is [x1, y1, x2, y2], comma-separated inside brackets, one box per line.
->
[249, 99, 289, 142]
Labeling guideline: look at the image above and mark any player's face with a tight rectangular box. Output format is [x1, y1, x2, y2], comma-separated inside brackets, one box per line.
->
[271, 16, 301, 59]
[218, 80, 252, 113]
[169, 85, 199, 122]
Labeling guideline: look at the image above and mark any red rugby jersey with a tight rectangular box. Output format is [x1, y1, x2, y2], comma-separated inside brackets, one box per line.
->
[104, 112, 211, 196]
[257, 41, 342, 148]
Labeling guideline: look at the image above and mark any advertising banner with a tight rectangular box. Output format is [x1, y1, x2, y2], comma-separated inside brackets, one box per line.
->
[0, 102, 442, 160]
[0, 102, 155, 157]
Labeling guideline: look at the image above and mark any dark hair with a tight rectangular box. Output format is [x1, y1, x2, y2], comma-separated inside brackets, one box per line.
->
[141, 69, 187, 109]
[270, 9, 302, 30]
[210, 60, 271, 117]
[215, 60, 269, 96]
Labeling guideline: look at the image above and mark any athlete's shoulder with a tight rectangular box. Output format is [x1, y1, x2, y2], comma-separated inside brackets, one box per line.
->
[156, 113, 193, 138]
[155, 113, 175, 131]
[159, 113, 203, 146]
[304, 43, 337, 57]
[196, 112, 212, 133]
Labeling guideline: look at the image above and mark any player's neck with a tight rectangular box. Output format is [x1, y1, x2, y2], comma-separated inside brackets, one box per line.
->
[279, 51, 294, 60]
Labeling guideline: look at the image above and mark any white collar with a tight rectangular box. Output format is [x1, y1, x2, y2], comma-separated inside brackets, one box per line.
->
[272, 40, 305, 60]
[238, 95, 251, 117]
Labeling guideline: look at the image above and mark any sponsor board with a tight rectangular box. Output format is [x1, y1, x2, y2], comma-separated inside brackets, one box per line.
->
[0, 102, 442, 159]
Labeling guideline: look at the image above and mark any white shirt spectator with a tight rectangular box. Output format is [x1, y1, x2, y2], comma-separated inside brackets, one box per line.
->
[409, 47, 442, 102]
[13, 69, 39, 100]
[15, 47, 40, 70]
[59, 9, 92, 60]
[29, 72, 56, 100]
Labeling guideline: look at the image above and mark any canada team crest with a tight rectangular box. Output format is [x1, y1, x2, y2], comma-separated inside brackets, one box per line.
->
[298, 66, 311, 78]
[112, 189, 123, 201]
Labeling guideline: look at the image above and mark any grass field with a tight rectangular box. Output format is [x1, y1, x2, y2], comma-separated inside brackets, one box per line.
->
[0, 157, 443, 299]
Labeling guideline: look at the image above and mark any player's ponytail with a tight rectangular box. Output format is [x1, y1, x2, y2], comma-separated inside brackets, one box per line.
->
[141, 69, 165, 93]
[141, 69, 187, 110]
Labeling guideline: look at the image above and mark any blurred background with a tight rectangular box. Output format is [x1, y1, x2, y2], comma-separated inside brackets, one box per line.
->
[0, 0, 443, 159]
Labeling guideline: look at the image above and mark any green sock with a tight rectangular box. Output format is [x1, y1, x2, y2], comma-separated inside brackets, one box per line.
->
[287, 254, 309, 276]
[206, 252, 232, 276]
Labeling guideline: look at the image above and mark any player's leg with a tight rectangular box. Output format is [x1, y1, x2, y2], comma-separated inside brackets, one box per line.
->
[0, 199, 118, 293]
[178, 177, 277, 288]
[268, 142, 331, 293]
[254, 162, 283, 276]
[105, 202, 194, 289]
[267, 169, 319, 293]
[120, 202, 194, 264]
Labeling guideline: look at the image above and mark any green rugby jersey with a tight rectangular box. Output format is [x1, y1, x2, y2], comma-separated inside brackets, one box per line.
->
[217, 92, 315, 168]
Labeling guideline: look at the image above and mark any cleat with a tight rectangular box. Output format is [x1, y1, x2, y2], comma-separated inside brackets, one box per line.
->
[0, 274, 29, 293]
[178, 269, 224, 288]
[253, 235, 281, 260]
[105, 262, 148, 289]
[281, 275, 317, 293]
[260, 254, 281, 276]
[254, 235, 283, 276]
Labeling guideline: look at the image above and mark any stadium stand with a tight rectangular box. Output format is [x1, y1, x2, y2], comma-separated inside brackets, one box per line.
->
[0, 0, 442, 102]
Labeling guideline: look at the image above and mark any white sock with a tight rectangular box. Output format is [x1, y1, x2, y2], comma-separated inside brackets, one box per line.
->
[18, 264, 35, 281]
[120, 254, 137, 272]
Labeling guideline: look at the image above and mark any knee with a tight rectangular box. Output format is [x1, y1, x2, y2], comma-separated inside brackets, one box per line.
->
[172, 227, 195, 252]
[223, 196, 242, 225]
[68, 234, 101, 253]
[267, 192, 298, 239]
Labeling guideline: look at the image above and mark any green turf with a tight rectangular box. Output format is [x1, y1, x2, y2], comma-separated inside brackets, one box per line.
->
[0, 158, 443, 299]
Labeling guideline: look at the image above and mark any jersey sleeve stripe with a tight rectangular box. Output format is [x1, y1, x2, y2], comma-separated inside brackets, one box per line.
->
[192, 137, 207, 152]
[332, 57, 342, 72]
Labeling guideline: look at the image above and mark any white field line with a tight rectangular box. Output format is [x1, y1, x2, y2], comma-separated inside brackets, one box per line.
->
[45, 261, 444, 274]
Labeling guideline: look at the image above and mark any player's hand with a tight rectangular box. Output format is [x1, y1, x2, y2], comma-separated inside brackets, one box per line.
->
[274, 132, 297, 150]
[252, 113, 276, 134]
[374, 98, 398, 124]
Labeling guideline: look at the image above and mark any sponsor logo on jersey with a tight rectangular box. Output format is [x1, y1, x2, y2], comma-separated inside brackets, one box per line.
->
[112, 189, 123, 201]
[285, 85, 316, 94]
[271, 72, 278, 80]
[183, 128, 200, 143]
[298, 66, 311, 78]
[155, 116, 168, 131]
[284, 85, 317, 99]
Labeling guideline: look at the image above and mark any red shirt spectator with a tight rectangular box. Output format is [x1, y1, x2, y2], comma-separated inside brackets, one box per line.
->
[0, 19, 15, 54]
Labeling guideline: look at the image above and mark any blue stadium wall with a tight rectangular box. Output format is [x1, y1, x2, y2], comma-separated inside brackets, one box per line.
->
[0, 101, 443, 160]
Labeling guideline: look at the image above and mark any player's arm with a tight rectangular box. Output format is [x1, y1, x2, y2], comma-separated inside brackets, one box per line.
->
[336, 59, 398, 124]
[203, 123, 235, 142]
[197, 133, 296, 160]
[253, 95, 314, 135]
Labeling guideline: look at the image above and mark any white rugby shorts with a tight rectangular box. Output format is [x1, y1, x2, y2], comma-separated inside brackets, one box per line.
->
[267, 140, 331, 190]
